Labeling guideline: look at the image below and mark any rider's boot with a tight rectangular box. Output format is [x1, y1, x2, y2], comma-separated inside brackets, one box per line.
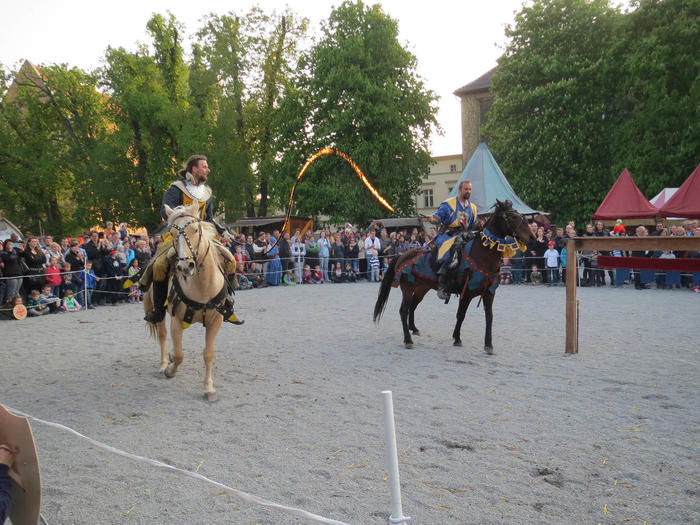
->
[219, 295, 244, 325]
[219, 274, 244, 325]
[436, 261, 451, 303]
[144, 279, 168, 323]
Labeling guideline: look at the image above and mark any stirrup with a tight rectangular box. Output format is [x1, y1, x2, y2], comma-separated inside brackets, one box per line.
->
[218, 302, 244, 325]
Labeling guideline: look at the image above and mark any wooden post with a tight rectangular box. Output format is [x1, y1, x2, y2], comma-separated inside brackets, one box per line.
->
[565, 239, 578, 354]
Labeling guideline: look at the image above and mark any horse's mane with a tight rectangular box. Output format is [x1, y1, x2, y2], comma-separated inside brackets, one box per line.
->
[167, 205, 218, 240]
[490, 199, 514, 216]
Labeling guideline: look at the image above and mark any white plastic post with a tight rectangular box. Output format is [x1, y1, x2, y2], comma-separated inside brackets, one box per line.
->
[382, 390, 410, 524]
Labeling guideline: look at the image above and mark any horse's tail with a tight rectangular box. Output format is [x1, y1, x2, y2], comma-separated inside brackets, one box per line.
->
[374, 255, 399, 323]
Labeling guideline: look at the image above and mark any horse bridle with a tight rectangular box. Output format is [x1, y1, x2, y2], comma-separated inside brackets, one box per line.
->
[171, 214, 209, 272]
[503, 210, 529, 243]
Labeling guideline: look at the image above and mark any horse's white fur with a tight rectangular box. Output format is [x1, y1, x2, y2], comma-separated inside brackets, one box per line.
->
[148, 199, 226, 400]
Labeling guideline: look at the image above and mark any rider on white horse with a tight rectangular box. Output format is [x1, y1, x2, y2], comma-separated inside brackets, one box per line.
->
[128, 155, 241, 324]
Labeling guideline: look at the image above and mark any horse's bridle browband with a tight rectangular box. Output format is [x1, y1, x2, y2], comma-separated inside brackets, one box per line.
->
[170, 214, 211, 272]
[503, 210, 529, 244]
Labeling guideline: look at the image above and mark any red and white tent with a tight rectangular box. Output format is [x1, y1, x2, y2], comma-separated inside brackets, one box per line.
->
[658, 164, 700, 219]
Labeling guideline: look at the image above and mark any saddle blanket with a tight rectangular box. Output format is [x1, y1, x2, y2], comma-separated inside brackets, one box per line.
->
[395, 240, 498, 294]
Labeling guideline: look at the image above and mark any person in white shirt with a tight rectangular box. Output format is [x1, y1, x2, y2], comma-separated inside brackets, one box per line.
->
[544, 241, 560, 285]
[364, 230, 380, 281]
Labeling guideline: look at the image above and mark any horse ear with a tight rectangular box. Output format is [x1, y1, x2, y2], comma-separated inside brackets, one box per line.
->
[164, 204, 174, 218]
[191, 198, 200, 211]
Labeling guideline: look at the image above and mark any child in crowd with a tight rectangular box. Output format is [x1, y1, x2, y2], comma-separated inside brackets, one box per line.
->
[62, 289, 82, 312]
[127, 258, 141, 303]
[45, 256, 63, 297]
[544, 241, 560, 285]
[344, 262, 357, 283]
[282, 269, 297, 286]
[302, 264, 313, 284]
[380, 258, 390, 280]
[499, 258, 512, 285]
[233, 244, 247, 267]
[330, 262, 345, 283]
[39, 284, 61, 313]
[61, 263, 77, 297]
[81, 260, 99, 308]
[236, 263, 253, 290]
[530, 264, 543, 284]
[27, 290, 49, 316]
[116, 244, 128, 268]
[369, 254, 380, 282]
[311, 265, 324, 284]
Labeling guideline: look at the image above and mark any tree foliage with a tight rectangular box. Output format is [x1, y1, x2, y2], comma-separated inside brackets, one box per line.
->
[272, 0, 439, 225]
[484, 0, 699, 225]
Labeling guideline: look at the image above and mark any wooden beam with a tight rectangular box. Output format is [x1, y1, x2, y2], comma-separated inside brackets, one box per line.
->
[565, 238, 578, 354]
[571, 236, 700, 251]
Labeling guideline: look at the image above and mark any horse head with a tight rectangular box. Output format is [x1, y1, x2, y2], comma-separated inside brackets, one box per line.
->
[163, 200, 214, 278]
[489, 199, 533, 245]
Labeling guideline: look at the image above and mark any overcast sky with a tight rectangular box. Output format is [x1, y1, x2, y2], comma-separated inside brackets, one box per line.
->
[0, 0, 527, 157]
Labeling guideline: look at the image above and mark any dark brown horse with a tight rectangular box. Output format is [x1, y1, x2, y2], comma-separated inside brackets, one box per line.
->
[373, 200, 532, 353]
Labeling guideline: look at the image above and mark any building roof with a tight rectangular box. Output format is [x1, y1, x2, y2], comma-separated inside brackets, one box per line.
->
[592, 169, 659, 220]
[447, 143, 545, 216]
[453, 67, 497, 96]
[0, 211, 23, 241]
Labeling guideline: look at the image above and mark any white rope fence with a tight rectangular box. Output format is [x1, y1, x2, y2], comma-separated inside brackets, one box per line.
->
[6, 406, 351, 525]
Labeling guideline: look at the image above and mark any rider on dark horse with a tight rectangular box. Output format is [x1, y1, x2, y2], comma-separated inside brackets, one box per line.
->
[126, 155, 241, 324]
[425, 179, 478, 303]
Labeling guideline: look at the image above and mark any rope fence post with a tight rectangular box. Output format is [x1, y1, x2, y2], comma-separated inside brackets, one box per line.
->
[382, 390, 410, 524]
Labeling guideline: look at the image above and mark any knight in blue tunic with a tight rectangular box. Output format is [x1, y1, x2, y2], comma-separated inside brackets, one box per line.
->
[426, 179, 478, 301]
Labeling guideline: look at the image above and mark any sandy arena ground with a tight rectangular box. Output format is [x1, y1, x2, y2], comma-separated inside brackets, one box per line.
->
[1, 282, 699, 524]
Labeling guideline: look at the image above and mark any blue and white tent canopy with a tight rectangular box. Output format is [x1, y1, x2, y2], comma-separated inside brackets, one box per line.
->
[448, 143, 546, 215]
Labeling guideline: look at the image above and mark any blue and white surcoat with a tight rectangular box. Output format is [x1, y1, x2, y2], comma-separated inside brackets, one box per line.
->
[434, 196, 478, 263]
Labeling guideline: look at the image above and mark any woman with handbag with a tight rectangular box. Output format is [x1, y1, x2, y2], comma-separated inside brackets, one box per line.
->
[23, 236, 47, 292]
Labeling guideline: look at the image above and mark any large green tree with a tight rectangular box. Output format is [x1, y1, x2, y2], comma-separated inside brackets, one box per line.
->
[484, 0, 623, 225]
[197, 9, 307, 219]
[0, 62, 112, 235]
[273, 0, 439, 225]
[610, 0, 700, 196]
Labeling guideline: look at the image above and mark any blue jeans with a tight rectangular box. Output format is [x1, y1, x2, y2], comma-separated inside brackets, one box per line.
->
[319, 256, 329, 281]
[547, 267, 559, 284]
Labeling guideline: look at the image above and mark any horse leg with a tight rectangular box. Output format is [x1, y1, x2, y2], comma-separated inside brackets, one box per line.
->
[165, 316, 184, 378]
[203, 313, 222, 402]
[482, 293, 495, 355]
[452, 294, 472, 347]
[157, 320, 168, 373]
[409, 287, 429, 335]
[399, 286, 413, 348]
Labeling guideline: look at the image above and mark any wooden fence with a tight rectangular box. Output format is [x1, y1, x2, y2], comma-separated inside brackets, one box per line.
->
[565, 237, 700, 354]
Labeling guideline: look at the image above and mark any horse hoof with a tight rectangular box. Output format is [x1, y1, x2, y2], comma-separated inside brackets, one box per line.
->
[404, 342, 413, 349]
[411, 330, 420, 336]
[164, 368, 175, 378]
[205, 391, 218, 402]
[484, 346, 494, 355]
[453, 340, 462, 347]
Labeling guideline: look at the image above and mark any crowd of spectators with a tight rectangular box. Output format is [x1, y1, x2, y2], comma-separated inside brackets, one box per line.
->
[2, 217, 699, 319]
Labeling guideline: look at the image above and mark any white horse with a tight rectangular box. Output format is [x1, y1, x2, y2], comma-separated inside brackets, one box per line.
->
[144, 200, 228, 401]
